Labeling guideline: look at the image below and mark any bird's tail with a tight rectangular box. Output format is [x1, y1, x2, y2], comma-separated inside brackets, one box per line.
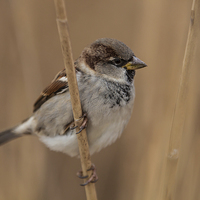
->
[0, 117, 34, 145]
[0, 128, 21, 145]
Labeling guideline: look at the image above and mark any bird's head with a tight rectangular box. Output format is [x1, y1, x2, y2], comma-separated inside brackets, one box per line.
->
[78, 38, 147, 83]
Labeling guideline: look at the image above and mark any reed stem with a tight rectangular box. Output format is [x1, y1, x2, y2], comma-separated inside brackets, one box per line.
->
[160, 0, 200, 199]
[53, 1, 98, 199]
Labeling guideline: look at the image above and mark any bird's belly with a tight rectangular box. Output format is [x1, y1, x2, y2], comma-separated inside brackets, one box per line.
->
[39, 87, 134, 157]
[87, 104, 133, 155]
[39, 103, 133, 157]
[39, 133, 79, 157]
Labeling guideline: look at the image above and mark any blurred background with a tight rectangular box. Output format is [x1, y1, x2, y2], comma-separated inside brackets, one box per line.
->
[0, 0, 199, 199]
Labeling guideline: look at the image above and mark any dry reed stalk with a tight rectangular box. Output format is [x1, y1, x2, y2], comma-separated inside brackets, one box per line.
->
[53, 0, 98, 199]
[160, 0, 200, 199]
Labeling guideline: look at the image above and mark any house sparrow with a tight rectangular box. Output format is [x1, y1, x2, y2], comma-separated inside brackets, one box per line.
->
[0, 38, 146, 157]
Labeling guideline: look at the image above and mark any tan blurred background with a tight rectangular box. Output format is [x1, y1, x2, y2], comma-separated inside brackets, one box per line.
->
[0, 0, 199, 199]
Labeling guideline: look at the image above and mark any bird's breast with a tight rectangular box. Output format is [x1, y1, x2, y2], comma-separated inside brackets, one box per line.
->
[78, 76, 135, 154]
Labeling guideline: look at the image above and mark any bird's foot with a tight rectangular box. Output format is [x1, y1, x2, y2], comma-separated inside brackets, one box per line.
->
[69, 122, 77, 130]
[65, 113, 87, 133]
[77, 164, 98, 186]
[76, 113, 88, 134]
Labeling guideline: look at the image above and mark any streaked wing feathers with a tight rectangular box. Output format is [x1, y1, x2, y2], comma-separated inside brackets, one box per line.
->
[33, 69, 68, 112]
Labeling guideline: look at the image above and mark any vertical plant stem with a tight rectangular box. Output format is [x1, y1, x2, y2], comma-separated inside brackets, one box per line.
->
[53, 0, 98, 199]
[160, 0, 200, 199]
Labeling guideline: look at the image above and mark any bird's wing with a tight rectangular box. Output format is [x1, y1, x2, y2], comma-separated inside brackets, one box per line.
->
[33, 69, 69, 112]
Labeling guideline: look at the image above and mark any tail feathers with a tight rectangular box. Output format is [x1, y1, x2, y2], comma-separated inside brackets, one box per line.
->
[0, 129, 21, 145]
[0, 117, 34, 146]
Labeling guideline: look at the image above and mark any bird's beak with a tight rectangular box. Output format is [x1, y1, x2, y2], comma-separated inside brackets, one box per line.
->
[123, 56, 147, 70]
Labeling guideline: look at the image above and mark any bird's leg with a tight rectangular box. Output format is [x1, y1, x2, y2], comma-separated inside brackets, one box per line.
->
[62, 121, 77, 135]
[64, 113, 88, 133]
[77, 171, 88, 179]
[69, 122, 77, 130]
[77, 163, 98, 186]
[76, 113, 88, 134]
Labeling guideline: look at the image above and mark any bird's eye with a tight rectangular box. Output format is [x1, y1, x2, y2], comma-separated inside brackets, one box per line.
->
[113, 58, 122, 65]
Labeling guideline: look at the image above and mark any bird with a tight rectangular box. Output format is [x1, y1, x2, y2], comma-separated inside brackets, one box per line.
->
[0, 38, 146, 183]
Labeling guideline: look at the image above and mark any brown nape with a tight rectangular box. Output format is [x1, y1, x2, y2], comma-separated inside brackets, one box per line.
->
[82, 44, 118, 69]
